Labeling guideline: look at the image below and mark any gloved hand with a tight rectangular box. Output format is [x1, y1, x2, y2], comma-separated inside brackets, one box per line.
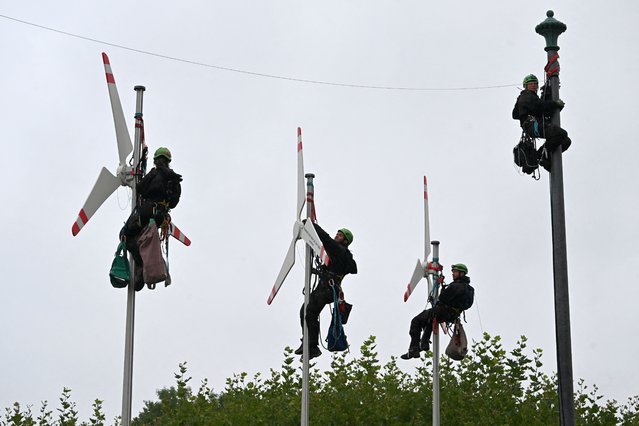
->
[555, 99, 565, 110]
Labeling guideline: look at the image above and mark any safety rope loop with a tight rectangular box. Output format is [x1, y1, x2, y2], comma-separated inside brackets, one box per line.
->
[130, 114, 147, 177]
[429, 270, 443, 308]
[134, 114, 145, 144]
[544, 53, 560, 78]
[328, 284, 344, 350]
[306, 180, 318, 224]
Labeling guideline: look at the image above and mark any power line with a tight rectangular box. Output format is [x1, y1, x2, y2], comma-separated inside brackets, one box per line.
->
[0, 13, 519, 92]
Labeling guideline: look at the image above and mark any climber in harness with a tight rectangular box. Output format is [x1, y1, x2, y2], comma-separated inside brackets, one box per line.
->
[295, 223, 357, 359]
[512, 74, 571, 172]
[120, 147, 182, 290]
[401, 263, 474, 360]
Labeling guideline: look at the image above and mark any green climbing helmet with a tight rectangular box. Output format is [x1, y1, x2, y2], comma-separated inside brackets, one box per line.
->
[522, 74, 538, 87]
[338, 228, 353, 244]
[154, 147, 172, 162]
[451, 263, 468, 274]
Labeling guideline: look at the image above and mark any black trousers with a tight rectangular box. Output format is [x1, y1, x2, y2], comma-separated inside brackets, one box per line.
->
[542, 123, 571, 152]
[524, 121, 571, 152]
[300, 281, 336, 347]
[120, 202, 166, 265]
[408, 305, 457, 348]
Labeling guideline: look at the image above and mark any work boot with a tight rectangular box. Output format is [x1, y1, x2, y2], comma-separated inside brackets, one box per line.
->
[420, 339, 430, 352]
[561, 137, 572, 152]
[400, 346, 421, 360]
[309, 345, 322, 359]
[300, 345, 322, 360]
[294, 342, 303, 355]
[134, 268, 144, 292]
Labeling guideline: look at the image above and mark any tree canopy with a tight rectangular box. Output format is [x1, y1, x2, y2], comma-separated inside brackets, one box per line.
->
[4, 333, 638, 425]
[133, 334, 639, 425]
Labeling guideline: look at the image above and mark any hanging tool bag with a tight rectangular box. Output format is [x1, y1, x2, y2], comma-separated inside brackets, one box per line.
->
[326, 285, 349, 352]
[109, 241, 130, 288]
[513, 135, 539, 175]
[445, 318, 468, 361]
[137, 219, 167, 285]
[326, 315, 348, 352]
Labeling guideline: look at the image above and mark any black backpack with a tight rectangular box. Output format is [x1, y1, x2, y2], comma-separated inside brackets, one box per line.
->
[457, 284, 475, 311]
[513, 136, 539, 175]
[166, 176, 181, 209]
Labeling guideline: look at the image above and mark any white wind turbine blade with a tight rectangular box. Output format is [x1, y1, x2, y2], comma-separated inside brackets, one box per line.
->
[423, 175, 431, 260]
[102, 52, 133, 167]
[300, 220, 330, 265]
[404, 259, 426, 302]
[267, 129, 308, 305]
[403, 176, 432, 301]
[168, 223, 191, 246]
[71, 167, 121, 236]
[296, 127, 305, 220]
[267, 236, 297, 305]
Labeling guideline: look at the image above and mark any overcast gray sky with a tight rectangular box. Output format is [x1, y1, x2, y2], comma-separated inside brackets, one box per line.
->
[1, 0, 638, 421]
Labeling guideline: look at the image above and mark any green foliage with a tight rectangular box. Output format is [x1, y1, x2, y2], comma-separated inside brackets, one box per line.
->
[0, 389, 109, 426]
[130, 334, 638, 425]
[4, 334, 639, 425]
[56, 388, 78, 426]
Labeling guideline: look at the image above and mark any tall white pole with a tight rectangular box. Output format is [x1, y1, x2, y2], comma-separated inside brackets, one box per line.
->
[301, 173, 315, 426]
[121, 85, 145, 426]
[431, 240, 441, 426]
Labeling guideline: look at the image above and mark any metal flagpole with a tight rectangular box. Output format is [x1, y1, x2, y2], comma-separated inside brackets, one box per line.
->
[535, 11, 574, 425]
[121, 85, 145, 426]
[430, 241, 441, 426]
[301, 173, 315, 426]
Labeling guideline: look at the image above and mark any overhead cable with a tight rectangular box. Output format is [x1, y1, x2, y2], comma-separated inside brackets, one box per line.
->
[0, 13, 519, 92]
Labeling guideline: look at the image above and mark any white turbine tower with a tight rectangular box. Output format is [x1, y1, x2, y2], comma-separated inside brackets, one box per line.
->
[267, 128, 328, 426]
[403, 176, 443, 426]
[70, 53, 190, 426]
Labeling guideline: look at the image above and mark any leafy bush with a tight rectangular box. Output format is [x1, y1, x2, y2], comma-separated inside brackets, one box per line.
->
[133, 334, 639, 425]
[4, 334, 638, 425]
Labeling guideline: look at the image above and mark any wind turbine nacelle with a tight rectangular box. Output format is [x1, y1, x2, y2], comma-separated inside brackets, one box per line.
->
[116, 164, 136, 187]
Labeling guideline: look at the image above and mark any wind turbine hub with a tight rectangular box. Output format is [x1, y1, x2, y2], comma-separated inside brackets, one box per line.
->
[116, 164, 135, 187]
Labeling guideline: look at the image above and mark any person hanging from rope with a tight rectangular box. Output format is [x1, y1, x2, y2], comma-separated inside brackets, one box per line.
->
[512, 74, 571, 172]
[120, 147, 182, 291]
[401, 263, 474, 360]
[295, 222, 357, 359]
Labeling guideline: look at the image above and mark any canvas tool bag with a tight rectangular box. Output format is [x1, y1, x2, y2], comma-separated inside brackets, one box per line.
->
[326, 315, 348, 352]
[445, 318, 468, 361]
[109, 241, 130, 288]
[326, 285, 348, 352]
[137, 220, 167, 285]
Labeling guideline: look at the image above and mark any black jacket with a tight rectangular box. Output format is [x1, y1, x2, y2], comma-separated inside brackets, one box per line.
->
[438, 276, 474, 310]
[313, 223, 357, 279]
[136, 165, 182, 208]
[512, 88, 558, 126]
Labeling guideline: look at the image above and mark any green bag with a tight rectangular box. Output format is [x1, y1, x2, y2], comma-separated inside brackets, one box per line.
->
[109, 241, 130, 288]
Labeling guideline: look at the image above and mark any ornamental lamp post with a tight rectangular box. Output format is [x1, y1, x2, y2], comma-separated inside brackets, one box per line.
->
[535, 10, 575, 426]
